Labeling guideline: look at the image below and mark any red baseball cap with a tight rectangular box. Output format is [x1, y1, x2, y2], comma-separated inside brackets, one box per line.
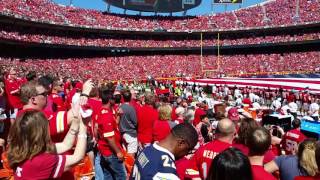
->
[228, 107, 240, 121]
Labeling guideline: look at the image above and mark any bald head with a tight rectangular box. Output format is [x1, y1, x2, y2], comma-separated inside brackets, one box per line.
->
[216, 118, 236, 137]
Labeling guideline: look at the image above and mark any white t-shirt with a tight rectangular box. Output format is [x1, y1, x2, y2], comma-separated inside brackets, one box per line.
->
[288, 102, 298, 113]
[309, 103, 319, 116]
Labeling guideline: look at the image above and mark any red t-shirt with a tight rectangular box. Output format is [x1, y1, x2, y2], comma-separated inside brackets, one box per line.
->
[97, 107, 122, 157]
[193, 108, 206, 126]
[5, 78, 24, 109]
[281, 128, 306, 155]
[186, 139, 232, 179]
[152, 120, 172, 142]
[251, 165, 276, 180]
[137, 105, 158, 144]
[14, 153, 66, 180]
[130, 99, 141, 114]
[233, 143, 275, 164]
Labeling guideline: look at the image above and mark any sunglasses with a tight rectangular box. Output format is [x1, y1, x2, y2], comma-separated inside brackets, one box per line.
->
[36, 91, 49, 97]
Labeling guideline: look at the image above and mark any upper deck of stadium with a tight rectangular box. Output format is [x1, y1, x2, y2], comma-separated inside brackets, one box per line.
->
[0, 0, 319, 33]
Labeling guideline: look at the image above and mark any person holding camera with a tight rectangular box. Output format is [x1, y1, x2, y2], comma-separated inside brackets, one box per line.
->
[281, 119, 306, 155]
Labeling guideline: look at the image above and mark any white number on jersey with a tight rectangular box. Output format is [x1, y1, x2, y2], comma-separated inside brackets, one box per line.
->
[161, 155, 175, 168]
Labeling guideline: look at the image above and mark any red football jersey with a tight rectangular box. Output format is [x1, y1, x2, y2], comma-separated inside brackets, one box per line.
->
[186, 139, 232, 179]
[281, 128, 306, 155]
[97, 107, 122, 157]
[17, 109, 68, 143]
[14, 153, 66, 179]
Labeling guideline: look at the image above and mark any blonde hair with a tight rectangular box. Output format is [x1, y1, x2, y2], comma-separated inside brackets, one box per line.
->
[298, 139, 318, 176]
[158, 104, 172, 121]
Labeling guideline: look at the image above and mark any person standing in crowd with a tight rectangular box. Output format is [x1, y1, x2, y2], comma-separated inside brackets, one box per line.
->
[302, 91, 311, 116]
[50, 79, 66, 112]
[38, 75, 55, 114]
[265, 139, 318, 180]
[281, 119, 306, 155]
[119, 90, 138, 157]
[137, 92, 158, 150]
[96, 89, 126, 180]
[294, 142, 320, 180]
[4, 68, 24, 124]
[309, 97, 319, 121]
[130, 123, 198, 180]
[185, 118, 236, 179]
[193, 102, 206, 126]
[18, 79, 93, 143]
[233, 118, 275, 164]
[288, 100, 299, 119]
[196, 114, 212, 145]
[247, 127, 276, 180]
[153, 104, 177, 142]
[8, 108, 87, 179]
[174, 106, 185, 124]
[271, 97, 282, 112]
[207, 147, 253, 180]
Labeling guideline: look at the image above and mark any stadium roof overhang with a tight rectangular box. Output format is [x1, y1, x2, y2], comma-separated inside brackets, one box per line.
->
[104, 0, 202, 13]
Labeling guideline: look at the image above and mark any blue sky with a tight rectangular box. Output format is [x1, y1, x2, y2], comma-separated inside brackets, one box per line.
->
[53, 0, 265, 16]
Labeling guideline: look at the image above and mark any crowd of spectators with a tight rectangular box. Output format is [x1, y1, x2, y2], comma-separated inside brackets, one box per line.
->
[0, 23, 319, 48]
[0, 55, 203, 81]
[0, 0, 319, 32]
[1, 67, 320, 179]
[0, 51, 318, 81]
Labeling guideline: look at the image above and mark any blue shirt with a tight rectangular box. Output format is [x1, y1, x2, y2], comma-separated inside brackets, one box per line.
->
[275, 155, 308, 180]
[130, 143, 179, 180]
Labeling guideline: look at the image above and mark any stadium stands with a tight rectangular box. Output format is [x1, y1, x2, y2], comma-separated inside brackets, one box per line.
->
[0, 51, 318, 80]
[0, 23, 319, 48]
[0, 0, 320, 32]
